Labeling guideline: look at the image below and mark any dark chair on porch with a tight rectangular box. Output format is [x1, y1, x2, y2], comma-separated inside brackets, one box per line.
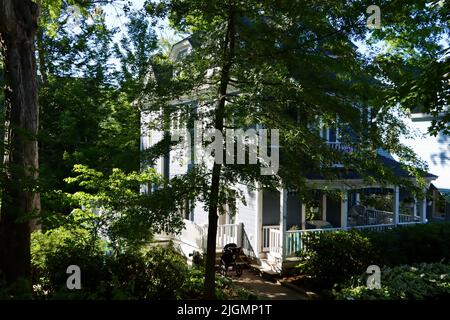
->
[348, 204, 367, 226]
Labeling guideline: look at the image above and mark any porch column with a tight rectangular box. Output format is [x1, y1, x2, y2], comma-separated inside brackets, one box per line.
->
[280, 188, 288, 259]
[301, 202, 306, 230]
[393, 186, 400, 225]
[237, 223, 243, 247]
[421, 189, 427, 223]
[413, 197, 418, 218]
[255, 187, 263, 256]
[355, 192, 360, 204]
[322, 194, 327, 221]
[340, 189, 348, 229]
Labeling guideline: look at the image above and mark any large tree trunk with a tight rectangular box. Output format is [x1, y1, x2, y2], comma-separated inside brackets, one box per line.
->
[0, 0, 41, 285]
[203, 1, 235, 300]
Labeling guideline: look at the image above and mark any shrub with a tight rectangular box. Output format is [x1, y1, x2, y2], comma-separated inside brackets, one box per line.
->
[144, 246, 190, 299]
[31, 228, 107, 298]
[368, 222, 450, 266]
[334, 262, 450, 300]
[296, 222, 450, 288]
[296, 230, 378, 288]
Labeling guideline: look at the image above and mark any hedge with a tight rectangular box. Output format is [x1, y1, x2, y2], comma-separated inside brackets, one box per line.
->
[296, 222, 450, 288]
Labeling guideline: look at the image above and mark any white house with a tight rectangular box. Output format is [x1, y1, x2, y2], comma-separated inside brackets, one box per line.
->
[140, 37, 439, 273]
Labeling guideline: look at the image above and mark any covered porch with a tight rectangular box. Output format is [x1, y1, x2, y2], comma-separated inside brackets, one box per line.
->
[258, 184, 429, 267]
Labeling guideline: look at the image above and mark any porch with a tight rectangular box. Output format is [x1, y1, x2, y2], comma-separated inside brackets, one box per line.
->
[257, 186, 428, 270]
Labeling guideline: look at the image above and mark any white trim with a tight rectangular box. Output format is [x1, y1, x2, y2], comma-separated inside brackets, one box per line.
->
[341, 189, 348, 228]
[421, 190, 427, 223]
[280, 189, 288, 259]
[301, 202, 306, 230]
[256, 187, 263, 255]
[393, 186, 400, 225]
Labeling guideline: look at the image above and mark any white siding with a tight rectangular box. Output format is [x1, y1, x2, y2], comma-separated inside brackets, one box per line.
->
[235, 184, 258, 253]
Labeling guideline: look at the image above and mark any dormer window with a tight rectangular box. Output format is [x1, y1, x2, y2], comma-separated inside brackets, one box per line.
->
[177, 48, 189, 60]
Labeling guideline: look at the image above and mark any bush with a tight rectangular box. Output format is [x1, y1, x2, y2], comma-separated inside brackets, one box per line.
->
[296, 230, 378, 288]
[296, 222, 450, 288]
[334, 262, 450, 300]
[368, 222, 450, 266]
[30, 229, 246, 300]
[31, 228, 107, 299]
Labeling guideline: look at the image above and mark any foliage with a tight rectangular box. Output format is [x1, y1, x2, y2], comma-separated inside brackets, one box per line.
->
[296, 222, 450, 288]
[360, 193, 393, 211]
[367, 1, 449, 135]
[59, 164, 192, 251]
[334, 262, 450, 300]
[296, 230, 378, 288]
[369, 222, 450, 266]
[31, 227, 107, 298]
[144, 0, 430, 297]
[29, 228, 252, 300]
[0, 278, 33, 300]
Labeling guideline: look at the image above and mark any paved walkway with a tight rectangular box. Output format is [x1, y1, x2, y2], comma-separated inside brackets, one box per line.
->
[232, 270, 308, 300]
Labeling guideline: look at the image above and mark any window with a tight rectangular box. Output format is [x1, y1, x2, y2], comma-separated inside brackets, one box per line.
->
[177, 48, 189, 60]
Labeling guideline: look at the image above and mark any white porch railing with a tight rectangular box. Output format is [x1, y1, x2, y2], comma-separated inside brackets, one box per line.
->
[327, 142, 353, 153]
[364, 209, 394, 225]
[359, 209, 421, 225]
[351, 223, 395, 233]
[201, 223, 257, 259]
[326, 142, 353, 167]
[283, 222, 423, 257]
[215, 224, 241, 249]
[399, 214, 420, 223]
[262, 225, 279, 252]
[268, 228, 282, 258]
[285, 227, 342, 257]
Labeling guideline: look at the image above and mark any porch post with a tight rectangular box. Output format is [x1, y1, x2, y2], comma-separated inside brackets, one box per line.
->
[237, 222, 244, 247]
[394, 186, 400, 225]
[322, 194, 327, 221]
[255, 187, 263, 257]
[340, 189, 348, 229]
[280, 188, 288, 259]
[301, 202, 306, 230]
[421, 189, 427, 224]
[355, 192, 360, 204]
[413, 197, 418, 218]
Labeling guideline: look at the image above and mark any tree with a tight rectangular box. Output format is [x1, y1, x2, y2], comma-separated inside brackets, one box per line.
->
[368, 0, 449, 135]
[145, 0, 426, 298]
[0, 0, 41, 285]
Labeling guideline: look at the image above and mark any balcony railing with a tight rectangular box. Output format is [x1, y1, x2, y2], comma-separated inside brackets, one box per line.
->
[325, 142, 354, 167]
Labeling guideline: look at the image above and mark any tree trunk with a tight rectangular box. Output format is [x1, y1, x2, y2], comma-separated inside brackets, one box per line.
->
[203, 1, 235, 300]
[0, 0, 41, 285]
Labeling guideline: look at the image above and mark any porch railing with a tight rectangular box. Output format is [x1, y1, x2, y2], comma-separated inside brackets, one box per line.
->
[326, 142, 352, 167]
[399, 214, 420, 223]
[262, 225, 279, 252]
[283, 222, 422, 257]
[215, 224, 241, 249]
[351, 208, 420, 226]
[201, 223, 257, 259]
[268, 228, 282, 258]
[285, 227, 342, 257]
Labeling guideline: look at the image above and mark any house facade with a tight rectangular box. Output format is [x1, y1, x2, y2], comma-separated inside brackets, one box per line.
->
[140, 38, 439, 273]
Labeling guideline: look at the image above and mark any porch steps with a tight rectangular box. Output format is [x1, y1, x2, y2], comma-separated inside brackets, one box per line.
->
[214, 250, 256, 269]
